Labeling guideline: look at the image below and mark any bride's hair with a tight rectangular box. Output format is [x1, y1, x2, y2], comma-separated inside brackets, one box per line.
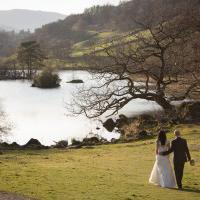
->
[158, 130, 167, 145]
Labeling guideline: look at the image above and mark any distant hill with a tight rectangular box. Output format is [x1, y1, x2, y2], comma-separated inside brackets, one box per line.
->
[0, 9, 66, 32]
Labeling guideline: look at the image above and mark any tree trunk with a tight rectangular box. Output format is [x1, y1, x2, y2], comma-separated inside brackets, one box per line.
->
[155, 97, 177, 119]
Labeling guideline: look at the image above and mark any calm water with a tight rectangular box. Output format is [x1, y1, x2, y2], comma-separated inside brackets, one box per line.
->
[0, 71, 162, 145]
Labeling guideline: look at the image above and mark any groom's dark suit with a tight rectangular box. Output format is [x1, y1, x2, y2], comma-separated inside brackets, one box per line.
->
[161, 137, 191, 189]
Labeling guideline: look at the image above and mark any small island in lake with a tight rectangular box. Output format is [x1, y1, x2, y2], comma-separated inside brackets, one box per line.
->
[32, 68, 61, 88]
[67, 79, 84, 84]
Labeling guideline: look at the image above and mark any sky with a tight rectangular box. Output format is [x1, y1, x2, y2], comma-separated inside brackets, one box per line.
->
[0, 0, 123, 15]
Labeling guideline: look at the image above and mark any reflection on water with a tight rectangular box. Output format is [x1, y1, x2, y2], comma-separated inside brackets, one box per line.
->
[0, 71, 162, 145]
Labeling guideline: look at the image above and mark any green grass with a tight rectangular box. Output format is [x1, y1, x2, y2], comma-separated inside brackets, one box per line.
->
[0, 124, 199, 200]
[70, 31, 123, 57]
[70, 29, 151, 59]
[44, 30, 150, 68]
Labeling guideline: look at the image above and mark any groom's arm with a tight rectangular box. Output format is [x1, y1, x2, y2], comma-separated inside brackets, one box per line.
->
[160, 141, 174, 156]
[185, 139, 191, 161]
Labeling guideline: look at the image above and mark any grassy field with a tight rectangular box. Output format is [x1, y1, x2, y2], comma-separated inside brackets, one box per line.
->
[0, 124, 199, 200]
[70, 29, 151, 57]
[70, 31, 122, 57]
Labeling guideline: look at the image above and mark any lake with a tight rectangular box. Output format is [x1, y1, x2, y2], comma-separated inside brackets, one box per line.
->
[0, 71, 162, 145]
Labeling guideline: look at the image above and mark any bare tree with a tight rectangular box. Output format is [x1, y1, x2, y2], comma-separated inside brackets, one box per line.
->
[69, 2, 200, 119]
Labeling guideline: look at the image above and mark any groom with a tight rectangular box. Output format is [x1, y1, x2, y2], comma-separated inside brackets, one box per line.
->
[160, 130, 191, 189]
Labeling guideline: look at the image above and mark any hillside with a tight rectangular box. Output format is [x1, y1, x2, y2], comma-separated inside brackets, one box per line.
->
[0, 0, 199, 65]
[31, 0, 200, 66]
[34, 0, 198, 42]
[0, 9, 66, 32]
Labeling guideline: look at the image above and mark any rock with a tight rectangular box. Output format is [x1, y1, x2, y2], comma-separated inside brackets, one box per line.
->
[110, 138, 120, 144]
[54, 140, 68, 148]
[67, 79, 84, 84]
[0, 142, 20, 150]
[0, 142, 19, 150]
[99, 138, 109, 144]
[116, 114, 129, 128]
[82, 137, 100, 146]
[23, 138, 47, 149]
[0, 142, 21, 150]
[24, 138, 41, 146]
[0, 142, 10, 149]
[178, 101, 200, 123]
[68, 136, 109, 148]
[103, 118, 116, 132]
[71, 139, 82, 146]
[103, 115, 129, 132]
[137, 130, 152, 139]
[10, 142, 21, 149]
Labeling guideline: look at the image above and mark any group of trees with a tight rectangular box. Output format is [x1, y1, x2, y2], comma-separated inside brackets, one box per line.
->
[0, 29, 31, 57]
[0, 40, 61, 88]
[0, 31, 17, 57]
[17, 41, 45, 79]
[0, 40, 46, 80]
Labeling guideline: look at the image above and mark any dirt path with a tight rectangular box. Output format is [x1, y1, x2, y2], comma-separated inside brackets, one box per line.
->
[0, 192, 36, 200]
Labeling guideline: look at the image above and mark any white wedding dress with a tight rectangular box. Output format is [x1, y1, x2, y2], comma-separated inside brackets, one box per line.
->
[149, 140, 176, 188]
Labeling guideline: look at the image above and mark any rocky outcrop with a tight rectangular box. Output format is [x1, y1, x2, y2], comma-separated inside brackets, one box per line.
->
[103, 118, 116, 132]
[82, 137, 100, 146]
[53, 140, 68, 148]
[0, 142, 21, 150]
[23, 138, 48, 149]
[116, 114, 129, 128]
[69, 136, 109, 148]
[67, 79, 84, 84]
[0, 139, 48, 150]
[71, 139, 82, 146]
[110, 138, 120, 144]
[103, 115, 129, 132]
[118, 114, 159, 140]
[137, 130, 153, 139]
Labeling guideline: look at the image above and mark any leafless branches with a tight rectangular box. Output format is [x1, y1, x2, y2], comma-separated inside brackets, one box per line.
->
[68, 2, 200, 118]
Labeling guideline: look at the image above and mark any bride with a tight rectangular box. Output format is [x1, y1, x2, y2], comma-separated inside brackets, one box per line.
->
[149, 130, 176, 188]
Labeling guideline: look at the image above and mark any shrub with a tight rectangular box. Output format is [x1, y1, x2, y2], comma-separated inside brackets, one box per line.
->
[32, 68, 61, 88]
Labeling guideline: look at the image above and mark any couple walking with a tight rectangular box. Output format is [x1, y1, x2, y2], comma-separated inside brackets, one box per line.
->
[149, 130, 193, 189]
